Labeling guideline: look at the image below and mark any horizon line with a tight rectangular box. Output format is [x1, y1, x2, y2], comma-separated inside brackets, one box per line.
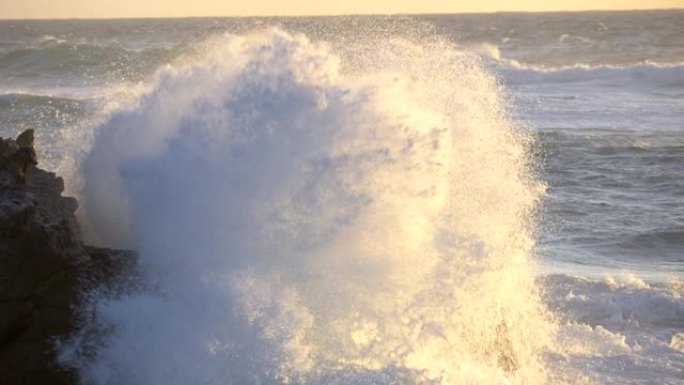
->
[1, 7, 682, 21]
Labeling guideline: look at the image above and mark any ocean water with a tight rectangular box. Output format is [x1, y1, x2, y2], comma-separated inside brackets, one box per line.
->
[1, 10, 683, 385]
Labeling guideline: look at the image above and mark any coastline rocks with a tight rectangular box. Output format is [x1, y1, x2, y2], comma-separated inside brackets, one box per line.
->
[0, 130, 135, 384]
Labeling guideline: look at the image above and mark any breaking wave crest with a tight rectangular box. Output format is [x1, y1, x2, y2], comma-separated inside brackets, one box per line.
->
[542, 274, 684, 384]
[502, 62, 684, 88]
[467, 42, 684, 89]
[58, 29, 557, 385]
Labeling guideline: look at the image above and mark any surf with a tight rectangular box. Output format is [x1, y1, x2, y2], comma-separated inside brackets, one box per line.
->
[58, 28, 555, 385]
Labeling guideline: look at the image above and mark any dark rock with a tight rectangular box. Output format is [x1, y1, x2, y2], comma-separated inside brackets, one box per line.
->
[0, 130, 136, 385]
[0, 129, 37, 187]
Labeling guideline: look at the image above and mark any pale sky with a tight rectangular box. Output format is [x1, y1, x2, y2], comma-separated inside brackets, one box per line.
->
[1, 0, 683, 19]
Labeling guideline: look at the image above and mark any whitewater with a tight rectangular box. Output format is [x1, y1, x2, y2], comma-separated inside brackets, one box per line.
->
[1, 10, 683, 385]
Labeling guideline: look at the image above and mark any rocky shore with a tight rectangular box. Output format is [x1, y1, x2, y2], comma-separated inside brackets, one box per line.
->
[0, 130, 135, 384]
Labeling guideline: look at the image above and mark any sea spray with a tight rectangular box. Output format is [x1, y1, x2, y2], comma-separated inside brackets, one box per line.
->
[60, 29, 553, 385]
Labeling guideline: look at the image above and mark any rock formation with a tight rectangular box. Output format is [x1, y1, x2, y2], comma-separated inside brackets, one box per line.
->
[0, 130, 134, 384]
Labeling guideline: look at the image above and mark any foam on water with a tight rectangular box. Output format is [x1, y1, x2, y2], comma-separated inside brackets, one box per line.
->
[465, 41, 684, 90]
[544, 274, 684, 385]
[58, 28, 562, 384]
[501, 61, 684, 89]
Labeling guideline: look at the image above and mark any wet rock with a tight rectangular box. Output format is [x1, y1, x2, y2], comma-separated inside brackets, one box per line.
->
[0, 130, 135, 385]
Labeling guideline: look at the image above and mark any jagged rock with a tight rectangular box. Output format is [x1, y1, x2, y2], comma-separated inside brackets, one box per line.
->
[15, 130, 34, 149]
[0, 129, 37, 187]
[0, 130, 136, 385]
[0, 130, 87, 301]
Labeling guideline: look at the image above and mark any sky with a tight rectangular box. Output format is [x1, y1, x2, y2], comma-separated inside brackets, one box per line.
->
[1, 0, 683, 19]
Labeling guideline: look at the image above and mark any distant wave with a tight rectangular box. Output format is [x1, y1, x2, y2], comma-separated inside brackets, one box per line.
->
[621, 229, 684, 248]
[468, 43, 684, 88]
[557, 34, 597, 44]
[0, 91, 86, 103]
[0, 87, 114, 102]
[500, 61, 684, 88]
[37, 34, 68, 45]
[0, 42, 184, 79]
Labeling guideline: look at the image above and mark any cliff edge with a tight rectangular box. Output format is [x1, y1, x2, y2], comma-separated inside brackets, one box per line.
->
[0, 130, 134, 384]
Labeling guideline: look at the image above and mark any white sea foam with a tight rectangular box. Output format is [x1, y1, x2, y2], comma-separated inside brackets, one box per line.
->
[57, 29, 559, 385]
[502, 62, 684, 88]
[467, 42, 684, 89]
[544, 274, 684, 330]
[542, 274, 684, 385]
[492, 59, 684, 89]
[671, 333, 684, 353]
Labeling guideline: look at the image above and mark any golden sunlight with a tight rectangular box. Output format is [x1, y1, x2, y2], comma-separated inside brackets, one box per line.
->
[1, 0, 683, 19]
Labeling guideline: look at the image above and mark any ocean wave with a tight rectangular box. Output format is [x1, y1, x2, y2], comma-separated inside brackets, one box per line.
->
[557, 34, 597, 44]
[467, 43, 684, 88]
[56, 28, 559, 385]
[614, 229, 684, 260]
[0, 91, 87, 104]
[0, 42, 184, 80]
[543, 274, 684, 330]
[37, 34, 68, 45]
[541, 274, 684, 384]
[0, 86, 120, 107]
[500, 61, 684, 88]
